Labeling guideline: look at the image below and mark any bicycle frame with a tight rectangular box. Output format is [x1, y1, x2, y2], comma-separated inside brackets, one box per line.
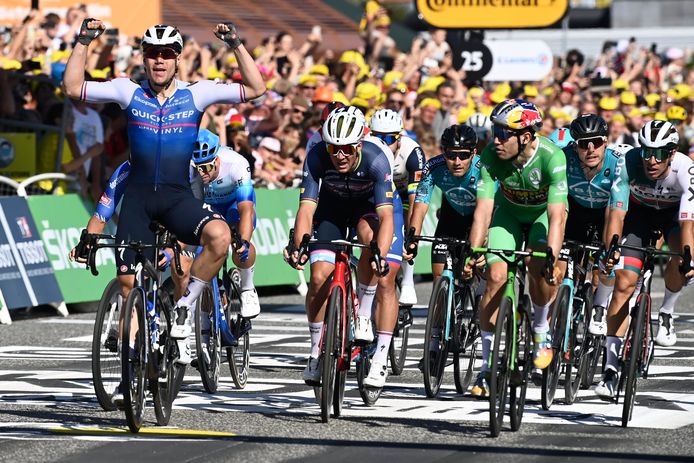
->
[326, 249, 358, 371]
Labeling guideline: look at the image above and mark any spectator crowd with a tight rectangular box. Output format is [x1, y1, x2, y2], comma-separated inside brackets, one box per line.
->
[1, 1, 694, 201]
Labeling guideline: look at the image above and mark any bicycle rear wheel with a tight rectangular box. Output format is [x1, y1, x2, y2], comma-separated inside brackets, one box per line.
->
[389, 305, 411, 376]
[489, 296, 513, 437]
[541, 284, 569, 410]
[510, 295, 532, 431]
[622, 294, 648, 427]
[565, 282, 592, 404]
[321, 287, 341, 423]
[454, 284, 478, 394]
[196, 285, 221, 393]
[152, 295, 174, 426]
[226, 269, 250, 389]
[121, 289, 147, 433]
[92, 278, 122, 411]
[423, 277, 449, 398]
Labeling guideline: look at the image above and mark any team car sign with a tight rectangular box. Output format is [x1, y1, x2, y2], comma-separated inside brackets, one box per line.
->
[416, 0, 569, 29]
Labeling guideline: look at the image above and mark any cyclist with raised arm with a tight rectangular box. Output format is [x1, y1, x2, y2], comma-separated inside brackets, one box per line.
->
[596, 120, 694, 399]
[284, 106, 397, 389]
[369, 109, 425, 306]
[64, 19, 266, 368]
[464, 99, 567, 397]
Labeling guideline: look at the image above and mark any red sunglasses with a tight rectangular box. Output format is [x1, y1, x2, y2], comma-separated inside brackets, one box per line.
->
[144, 47, 178, 60]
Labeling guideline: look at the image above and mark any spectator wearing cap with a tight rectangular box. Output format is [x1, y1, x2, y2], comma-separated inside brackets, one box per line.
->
[354, 81, 381, 110]
[384, 87, 406, 113]
[289, 96, 311, 127]
[667, 105, 690, 152]
[620, 91, 638, 115]
[226, 116, 255, 178]
[431, 80, 457, 140]
[413, 97, 440, 156]
[312, 86, 333, 114]
[608, 113, 637, 146]
[254, 136, 295, 189]
[297, 74, 318, 103]
[523, 85, 539, 103]
[599, 96, 618, 122]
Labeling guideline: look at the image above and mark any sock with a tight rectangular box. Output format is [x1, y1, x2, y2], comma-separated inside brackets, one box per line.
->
[593, 280, 613, 308]
[605, 335, 622, 372]
[480, 330, 493, 372]
[532, 301, 551, 333]
[372, 330, 393, 364]
[659, 286, 681, 315]
[309, 322, 323, 358]
[239, 266, 255, 292]
[401, 259, 415, 287]
[176, 276, 207, 309]
[357, 283, 377, 318]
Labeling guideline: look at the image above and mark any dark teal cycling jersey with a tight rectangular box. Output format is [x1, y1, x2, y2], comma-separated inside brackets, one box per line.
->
[564, 145, 625, 210]
[414, 154, 481, 217]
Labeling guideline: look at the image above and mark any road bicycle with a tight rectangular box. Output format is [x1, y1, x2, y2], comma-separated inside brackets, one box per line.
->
[411, 233, 480, 398]
[82, 225, 185, 432]
[91, 277, 122, 411]
[609, 231, 691, 427]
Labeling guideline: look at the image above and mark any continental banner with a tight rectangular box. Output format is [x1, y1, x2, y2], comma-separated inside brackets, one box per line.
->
[27, 194, 116, 303]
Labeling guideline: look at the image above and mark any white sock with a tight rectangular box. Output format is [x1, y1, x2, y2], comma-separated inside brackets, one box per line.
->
[176, 276, 207, 308]
[605, 335, 622, 372]
[593, 279, 613, 308]
[481, 330, 493, 372]
[309, 322, 323, 358]
[239, 266, 255, 292]
[532, 301, 551, 333]
[401, 259, 415, 287]
[357, 283, 377, 318]
[373, 330, 393, 364]
[659, 287, 681, 315]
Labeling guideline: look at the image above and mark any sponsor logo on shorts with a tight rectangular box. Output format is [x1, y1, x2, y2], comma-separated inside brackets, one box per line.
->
[120, 265, 128, 273]
[682, 212, 688, 219]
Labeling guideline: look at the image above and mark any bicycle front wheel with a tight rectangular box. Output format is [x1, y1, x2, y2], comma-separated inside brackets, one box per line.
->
[510, 294, 532, 431]
[565, 282, 592, 403]
[92, 278, 122, 411]
[622, 294, 648, 427]
[226, 269, 250, 389]
[321, 287, 341, 423]
[541, 284, 569, 410]
[152, 295, 174, 426]
[121, 289, 147, 433]
[196, 285, 221, 393]
[489, 296, 513, 437]
[423, 277, 450, 398]
[454, 284, 478, 394]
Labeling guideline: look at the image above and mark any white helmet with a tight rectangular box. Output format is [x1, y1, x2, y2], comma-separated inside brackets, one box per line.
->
[611, 143, 634, 156]
[465, 112, 492, 142]
[369, 109, 403, 134]
[142, 25, 183, 54]
[639, 120, 679, 149]
[322, 106, 366, 145]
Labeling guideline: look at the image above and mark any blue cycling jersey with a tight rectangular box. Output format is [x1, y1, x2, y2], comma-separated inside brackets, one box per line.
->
[564, 145, 625, 210]
[414, 154, 481, 216]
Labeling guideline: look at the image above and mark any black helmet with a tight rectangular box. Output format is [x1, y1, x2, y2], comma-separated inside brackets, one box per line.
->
[570, 114, 608, 140]
[441, 124, 477, 150]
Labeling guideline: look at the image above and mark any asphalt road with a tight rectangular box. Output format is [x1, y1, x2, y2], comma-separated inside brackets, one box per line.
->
[1, 276, 694, 463]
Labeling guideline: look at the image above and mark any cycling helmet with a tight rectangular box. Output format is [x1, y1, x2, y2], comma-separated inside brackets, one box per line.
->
[193, 129, 220, 163]
[490, 99, 543, 132]
[320, 101, 345, 124]
[322, 106, 366, 145]
[369, 109, 403, 134]
[610, 143, 634, 156]
[141, 25, 183, 54]
[639, 120, 679, 149]
[440, 124, 477, 150]
[569, 113, 608, 140]
[465, 112, 492, 142]
[666, 105, 687, 122]
[549, 127, 574, 149]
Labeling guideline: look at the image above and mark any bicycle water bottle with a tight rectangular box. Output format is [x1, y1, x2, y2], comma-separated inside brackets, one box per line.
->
[147, 300, 160, 350]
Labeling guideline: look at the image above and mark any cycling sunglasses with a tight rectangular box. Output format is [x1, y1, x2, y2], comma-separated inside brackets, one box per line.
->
[326, 143, 359, 157]
[373, 133, 401, 145]
[195, 160, 216, 174]
[492, 125, 519, 142]
[443, 149, 474, 161]
[144, 46, 178, 60]
[641, 146, 672, 162]
[576, 136, 606, 150]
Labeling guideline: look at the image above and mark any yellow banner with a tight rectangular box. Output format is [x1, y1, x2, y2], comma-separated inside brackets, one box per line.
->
[0, 133, 36, 180]
[0, 1, 160, 38]
[416, 0, 569, 29]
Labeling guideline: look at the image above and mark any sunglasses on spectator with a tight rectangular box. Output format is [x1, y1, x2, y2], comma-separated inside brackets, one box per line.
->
[641, 146, 672, 162]
[144, 47, 178, 60]
[293, 108, 308, 116]
[492, 125, 519, 142]
[326, 143, 359, 158]
[575, 137, 606, 149]
[387, 99, 404, 107]
[373, 133, 400, 145]
[301, 85, 316, 90]
[195, 160, 216, 174]
[443, 149, 474, 161]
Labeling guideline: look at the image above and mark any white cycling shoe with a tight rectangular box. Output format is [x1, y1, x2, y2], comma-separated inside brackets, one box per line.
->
[170, 304, 192, 339]
[398, 285, 417, 306]
[363, 359, 388, 388]
[354, 316, 374, 343]
[240, 289, 261, 319]
[655, 313, 677, 347]
[302, 356, 321, 386]
[175, 339, 192, 365]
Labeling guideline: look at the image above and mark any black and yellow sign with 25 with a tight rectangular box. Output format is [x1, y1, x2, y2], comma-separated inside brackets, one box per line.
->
[416, 0, 569, 29]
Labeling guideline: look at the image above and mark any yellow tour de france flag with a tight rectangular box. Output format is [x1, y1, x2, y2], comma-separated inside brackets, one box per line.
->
[416, 0, 569, 29]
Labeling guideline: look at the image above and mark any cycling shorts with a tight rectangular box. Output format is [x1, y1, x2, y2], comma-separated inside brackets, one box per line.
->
[432, 196, 473, 265]
[115, 184, 226, 275]
[565, 195, 605, 242]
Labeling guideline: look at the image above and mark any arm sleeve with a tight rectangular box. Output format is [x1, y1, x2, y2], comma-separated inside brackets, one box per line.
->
[299, 147, 323, 204]
[190, 79, 245, 111]
[546, 150, 568, 204]
[406, 145, 425, 195]
[235, 156, 255, 203]
[94, 161, 130, 222]
[81, 78, 136, 108]
[415, 159, 435, 205]
[677, 157, 694, 220]
[370, 153, 394, 209]
[609, 154, 630, 211]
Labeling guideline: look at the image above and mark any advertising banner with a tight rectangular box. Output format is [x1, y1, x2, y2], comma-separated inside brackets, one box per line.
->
[27, 194, 116, 303]
[483, 40, 554, 82]
[0, 133, 36, 179]
[416, 0, 569, 29]
[0, 197, 62, 309]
